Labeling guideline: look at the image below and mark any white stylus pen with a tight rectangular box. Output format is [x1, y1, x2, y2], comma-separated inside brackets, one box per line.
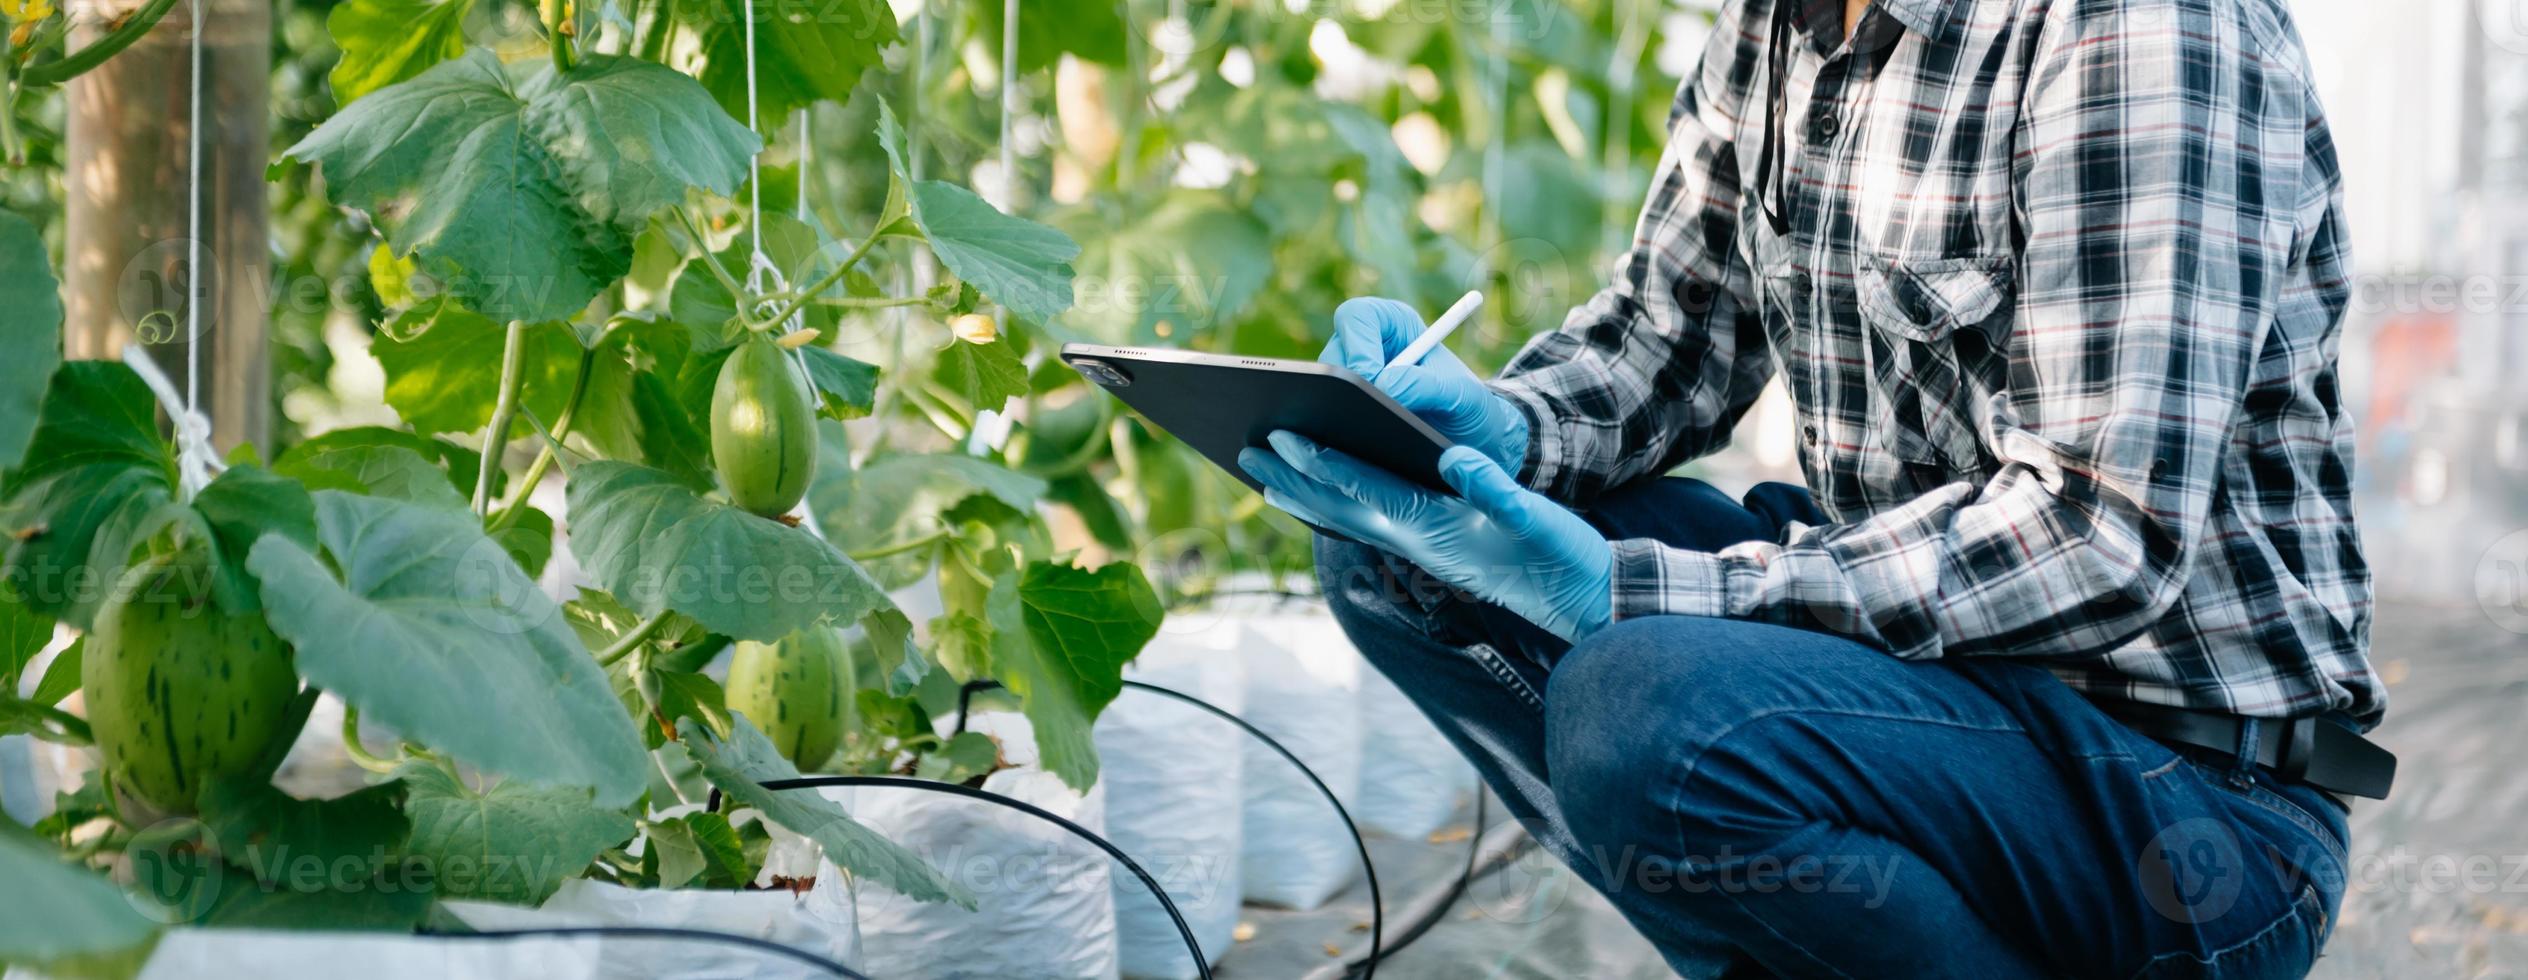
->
[1377, 290, 1485, 381]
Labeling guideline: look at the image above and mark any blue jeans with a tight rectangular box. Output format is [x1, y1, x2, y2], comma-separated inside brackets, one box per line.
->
[1315, 477, 2350, 978]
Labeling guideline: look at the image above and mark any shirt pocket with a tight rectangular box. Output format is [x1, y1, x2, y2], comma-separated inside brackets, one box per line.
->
[1853, 252, 2012, 472]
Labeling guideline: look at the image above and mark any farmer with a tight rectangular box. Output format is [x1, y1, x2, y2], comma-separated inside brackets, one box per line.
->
[1238, 0, 2391, 974]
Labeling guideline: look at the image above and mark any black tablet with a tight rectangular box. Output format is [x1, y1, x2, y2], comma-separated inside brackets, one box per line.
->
[1059, 343, 1457, 498]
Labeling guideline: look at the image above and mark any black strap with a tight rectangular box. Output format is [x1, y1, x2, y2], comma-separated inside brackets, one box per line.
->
[2100, 703, 2396, 800]
[1754, 0, 1795, 236]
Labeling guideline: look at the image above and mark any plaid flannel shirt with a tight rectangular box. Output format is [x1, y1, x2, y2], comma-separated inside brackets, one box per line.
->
[1490, 0, 2381, 725]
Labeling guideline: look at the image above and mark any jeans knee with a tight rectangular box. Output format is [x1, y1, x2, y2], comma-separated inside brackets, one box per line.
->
[1544, 617, 1816, 850]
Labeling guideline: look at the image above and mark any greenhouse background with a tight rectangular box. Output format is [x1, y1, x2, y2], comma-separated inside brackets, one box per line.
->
[0, 0, 2523, 976]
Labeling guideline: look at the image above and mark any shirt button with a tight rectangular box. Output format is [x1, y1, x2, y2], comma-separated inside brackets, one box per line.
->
[1789, 271, 1813, 295]
[1808, 107, 1841, 142]
[1804, 425, 1821, 446]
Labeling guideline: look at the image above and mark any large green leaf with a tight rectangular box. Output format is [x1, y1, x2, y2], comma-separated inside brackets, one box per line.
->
[875, 105, 1079, 324]
[911, 182, 1080, 325]
[932, 335, 1029, 415]
[676, 0, 899, 130]
[812, 452, 1045, 588]
[975, 0, 1127, 73]
[325, 0, 475, 104]
[679, 715, 970, 907]
[984, 561, 1162, 790]
[187, 463, 320, 615]
[271, 428, 476, 511]
[564, 461, 888, 643]
[197, 779, 412, 885]
[0, 585, 52, 690]
[248, 492, 648, 805]
[396, 761, 635, 905]
[0, 211, 64, 476]
[0, 362, 180, 629]
[798, 345, 879, 421]
[374, 311, 583, 436]
[645, 811, 754, 889]
[0, 824, 157, 966]
[284, 50, 759, 322]
[571, 316, 715, 487]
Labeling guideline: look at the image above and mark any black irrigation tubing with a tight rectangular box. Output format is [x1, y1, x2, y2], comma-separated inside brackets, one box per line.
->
[705, 773, 1214, 980]
[414, 925, 871, 978]
[1341, 787, 1490, 979]
[955, 677, 1390, 980]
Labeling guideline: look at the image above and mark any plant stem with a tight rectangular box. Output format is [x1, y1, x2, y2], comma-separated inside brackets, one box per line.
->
[759, 233, 883, 329]
[543, 0, 576, 73]
[473, 320, 529, 517]
[339, 706, 402, 774]
[596, 612, 673, 668]
[490, 346, 598, 533]
[848, 529, 950, 563]
[675, 207, 757, 321]
[0, 87, 22, 168]
[16, 0, 182, 87]
[812, 294, 930, 310]
[11, 699, 90, 745]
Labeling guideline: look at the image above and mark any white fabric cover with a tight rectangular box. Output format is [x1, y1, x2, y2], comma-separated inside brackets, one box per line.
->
[1095, 624, 1248, 979]
[437, 877, 862, 979]
[1353, 663, 1478, 839]
[1236, 610, 1364, 910]
[839, 713, 1119, 980]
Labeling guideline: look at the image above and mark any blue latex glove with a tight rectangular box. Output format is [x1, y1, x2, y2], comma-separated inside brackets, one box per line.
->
[1320, 297, 1530, 474]
[1242, 431, 1612, 643]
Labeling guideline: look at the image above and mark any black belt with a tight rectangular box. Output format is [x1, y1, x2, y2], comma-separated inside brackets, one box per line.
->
[2098, 702, 2396, 801]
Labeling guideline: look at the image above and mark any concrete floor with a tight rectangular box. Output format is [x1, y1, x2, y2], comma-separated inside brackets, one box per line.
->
[1225, 600, 2528, 979]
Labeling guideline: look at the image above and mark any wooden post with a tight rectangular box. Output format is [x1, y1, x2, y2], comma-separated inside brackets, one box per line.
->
[61, 0, 271, 454]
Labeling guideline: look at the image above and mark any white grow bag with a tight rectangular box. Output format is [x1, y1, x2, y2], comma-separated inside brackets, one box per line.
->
[1094, 623, 1247, 979]
[1353, 663, 1477, 840]
[442, 876, 863, 979]
[1236, 610, 1364, 909]
[127, 927, 604, 979]
[837, 712, 1119, 980]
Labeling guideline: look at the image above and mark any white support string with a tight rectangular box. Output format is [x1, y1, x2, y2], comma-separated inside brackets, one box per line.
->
[123, 345, 221, 494]
[794, 108, 811, 226]
[155, 0, 218, 498]
[733, 0, 832, 540]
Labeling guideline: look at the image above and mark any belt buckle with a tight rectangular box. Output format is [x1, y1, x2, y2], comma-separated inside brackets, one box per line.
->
[2270, 716, 2316, 786]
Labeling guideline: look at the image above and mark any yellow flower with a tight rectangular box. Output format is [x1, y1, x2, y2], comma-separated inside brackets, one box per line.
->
[2, 0, 56, 23]
[950, 313, 999, 344]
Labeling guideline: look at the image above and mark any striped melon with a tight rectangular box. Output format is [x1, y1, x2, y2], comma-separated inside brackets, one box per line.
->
[710, 334, 818, 518]
[724, 626, 850, 770]
[84, 550, 299, 817]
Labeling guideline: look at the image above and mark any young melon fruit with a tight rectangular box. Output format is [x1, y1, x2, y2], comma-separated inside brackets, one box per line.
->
[724, 626, 851, 770]
[84, 550, 300, 818]
[710, 334, 818, 518]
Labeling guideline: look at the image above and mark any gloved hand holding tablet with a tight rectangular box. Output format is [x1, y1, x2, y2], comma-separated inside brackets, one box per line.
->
[1063, 294, 1614, 643]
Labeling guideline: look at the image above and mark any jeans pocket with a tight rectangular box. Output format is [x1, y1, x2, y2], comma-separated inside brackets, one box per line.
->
[2131, 883, 2329, 980]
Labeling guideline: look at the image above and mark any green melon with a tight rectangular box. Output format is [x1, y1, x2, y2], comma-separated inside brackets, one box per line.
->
[710, 334, 818, 518]
[84, 550, 300, 817]
[724, 626, 850, 770]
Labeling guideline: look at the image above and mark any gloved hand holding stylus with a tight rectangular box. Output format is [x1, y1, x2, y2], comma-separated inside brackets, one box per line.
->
[1247, 295, 1614, 643]
[1317, 296, 1530, 473]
